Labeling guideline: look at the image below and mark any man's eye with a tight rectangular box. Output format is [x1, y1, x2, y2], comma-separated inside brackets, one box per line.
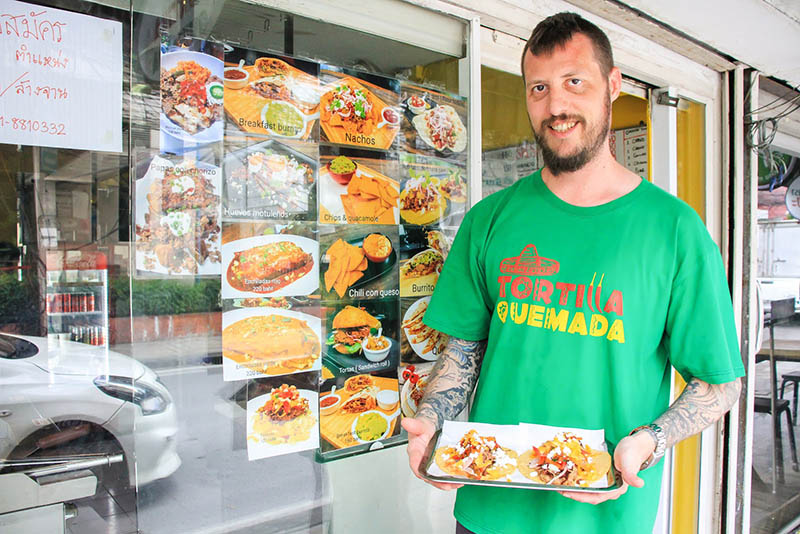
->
[569, 78, 582, 86]
[532, 84, 545, 93]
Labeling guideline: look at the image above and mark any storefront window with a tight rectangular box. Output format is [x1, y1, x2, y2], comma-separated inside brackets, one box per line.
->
[750, 147, 800, 533]
[0, 0, 472, 532]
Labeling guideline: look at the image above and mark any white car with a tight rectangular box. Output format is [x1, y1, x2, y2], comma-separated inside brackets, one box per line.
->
[0, 333, 180, 490]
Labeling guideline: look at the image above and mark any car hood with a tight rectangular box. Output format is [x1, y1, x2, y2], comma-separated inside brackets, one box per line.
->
[19, 336, 146, 379]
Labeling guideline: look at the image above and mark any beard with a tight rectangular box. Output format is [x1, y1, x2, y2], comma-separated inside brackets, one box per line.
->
[533, 92, 611, 176]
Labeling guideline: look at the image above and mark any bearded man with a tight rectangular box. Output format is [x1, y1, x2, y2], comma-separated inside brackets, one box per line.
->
[402, 12, 744, 534]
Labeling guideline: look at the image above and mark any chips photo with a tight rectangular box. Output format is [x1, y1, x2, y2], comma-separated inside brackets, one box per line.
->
[324, 238, 368, 298]
[341, 173, 399, 224]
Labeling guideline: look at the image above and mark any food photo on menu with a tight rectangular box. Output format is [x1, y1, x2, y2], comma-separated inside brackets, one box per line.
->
[221, 221, 319, 299]
[318, 225, 400, 301]
[398, 226, 456, 297]
[398, 361, 435, 418]
[399, 153, 467, 227]
[318, 368, 401, 455]
[423, 421, 617, 491]
[400, 83, 468, 160]
[160, 41, 225, 154]
[401, 297, 449, 364]
[222, 136, 317, 221]
[134, 153, 222, 276]
[223, 49, 320, 141]
[221, 297, 321, 381]
[318, 65, 400, 150]
[322, 299, 400, 376]
[245, 372, 320, 460]
[318, 146, 400, 225]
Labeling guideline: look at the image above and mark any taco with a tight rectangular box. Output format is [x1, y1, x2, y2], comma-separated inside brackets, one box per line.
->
[434, 429, 518, 480]
[517, 432, 612, 487]
[412, 105, 467, 153]
[439, 169, 467, 203]
[399, 176, 447, 225]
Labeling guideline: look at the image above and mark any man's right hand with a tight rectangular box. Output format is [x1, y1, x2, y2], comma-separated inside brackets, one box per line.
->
[402, 416, 463, 491]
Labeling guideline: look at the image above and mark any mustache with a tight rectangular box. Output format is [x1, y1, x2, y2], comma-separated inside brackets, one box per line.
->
[541, 114, 585, 129]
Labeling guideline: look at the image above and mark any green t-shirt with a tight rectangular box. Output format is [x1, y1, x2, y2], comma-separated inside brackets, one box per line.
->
[423, 171, 745, 534]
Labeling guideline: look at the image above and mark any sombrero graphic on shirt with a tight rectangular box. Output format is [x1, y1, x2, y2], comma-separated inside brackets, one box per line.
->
[499, 245, 559, 276]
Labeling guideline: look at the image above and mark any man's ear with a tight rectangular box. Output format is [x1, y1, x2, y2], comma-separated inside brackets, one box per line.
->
[608, 66, 622, 102]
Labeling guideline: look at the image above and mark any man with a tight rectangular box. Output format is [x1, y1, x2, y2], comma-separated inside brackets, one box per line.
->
[402, 12, 744, 534]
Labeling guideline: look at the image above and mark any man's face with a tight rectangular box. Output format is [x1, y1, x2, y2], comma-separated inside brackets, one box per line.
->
[523, 34, 619, 175]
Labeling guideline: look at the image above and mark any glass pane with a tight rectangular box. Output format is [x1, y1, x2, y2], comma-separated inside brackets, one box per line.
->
[751, 147, 800, 533]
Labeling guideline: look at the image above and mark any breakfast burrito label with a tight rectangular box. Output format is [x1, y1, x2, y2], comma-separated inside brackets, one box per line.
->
[318, 225, 400, 302]
[319, 65, 401, 151]
[322, 298, 400, 377]
[246, 372, 320, 461]
[318, 367, 401, 456]
[160, 41, 225, 155]
[399, 153, 467, 227]
[318, 146, 400, 225]
[134, 152, 222, 277]
[222, 136, 318, 222]
[223, 48, 320, 142]
[399, 83, 468, 162]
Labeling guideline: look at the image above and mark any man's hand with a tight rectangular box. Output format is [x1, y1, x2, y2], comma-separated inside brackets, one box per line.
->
[558, 431, 655, 504]
[402, 416, 463, 491]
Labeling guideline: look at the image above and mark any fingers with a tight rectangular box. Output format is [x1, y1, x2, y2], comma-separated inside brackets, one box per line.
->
[401, 416, 434, 437]
[558, 481, 629, 504]
[618, 465, 644, 488]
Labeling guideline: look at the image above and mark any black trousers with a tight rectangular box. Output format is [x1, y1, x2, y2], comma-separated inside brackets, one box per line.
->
[456, 522, 475, 534]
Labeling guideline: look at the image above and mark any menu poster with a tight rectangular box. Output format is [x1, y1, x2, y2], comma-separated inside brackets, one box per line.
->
[160, 40, 225, 155]
[319, 65, 400, 150]
[319, 367, 401, 455]
[223, 47, 320, 142]
[246, 371, 320, 460]
[399, 361, 435, 418]
[322, 298, 400, 377]
[318, 145, 400, 225]
[400, 296, 448, 364]
[222, 301, 321, 382]
[318, 225, 400, 302]
[398, 225, 455, 298]
[399, 153, 467, 227]
[222, 136, 317, 221]
[133, 152, 222, 277]
[221, 221, 319, 299]
[400, 83, 468, 162]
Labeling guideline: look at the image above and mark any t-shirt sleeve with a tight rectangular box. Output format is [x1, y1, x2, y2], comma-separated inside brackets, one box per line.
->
[423, 208, 493, 341]
[665, 212, 745, 384]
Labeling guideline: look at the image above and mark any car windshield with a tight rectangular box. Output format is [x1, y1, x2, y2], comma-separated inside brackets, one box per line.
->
[0, 334, 39, 359]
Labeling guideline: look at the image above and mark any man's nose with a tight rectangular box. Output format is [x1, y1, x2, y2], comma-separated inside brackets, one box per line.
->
[546, 87, 570, 117]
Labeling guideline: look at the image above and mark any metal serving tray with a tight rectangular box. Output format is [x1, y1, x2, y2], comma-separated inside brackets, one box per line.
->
[419, 429, 624, 493]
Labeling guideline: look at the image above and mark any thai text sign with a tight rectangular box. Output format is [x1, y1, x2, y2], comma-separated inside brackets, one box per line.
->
[0, 0, 122, 152]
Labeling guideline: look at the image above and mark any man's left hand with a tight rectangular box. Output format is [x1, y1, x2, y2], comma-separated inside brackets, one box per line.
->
[558, 430, 656, 505]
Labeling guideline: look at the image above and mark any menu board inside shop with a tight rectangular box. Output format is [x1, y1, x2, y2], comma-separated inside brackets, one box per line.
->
[150, 41, 471, 461]
[0, 0, 123, 151]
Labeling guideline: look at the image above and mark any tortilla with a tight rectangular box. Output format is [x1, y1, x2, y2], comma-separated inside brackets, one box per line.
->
[399, 188, 447, 226]
[412, 105, 467, 153]
[517, 438, 612, 487]
[434, 445, 518, 481]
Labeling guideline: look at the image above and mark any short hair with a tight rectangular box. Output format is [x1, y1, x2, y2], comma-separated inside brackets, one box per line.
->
[521, 12, 614, 81]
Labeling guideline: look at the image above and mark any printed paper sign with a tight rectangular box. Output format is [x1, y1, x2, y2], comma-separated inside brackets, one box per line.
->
[0, 0, 123, 151]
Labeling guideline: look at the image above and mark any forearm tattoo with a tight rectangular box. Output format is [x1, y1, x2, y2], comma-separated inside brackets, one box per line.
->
[653, 377, 742, 448]
[415, 337, 487, 429]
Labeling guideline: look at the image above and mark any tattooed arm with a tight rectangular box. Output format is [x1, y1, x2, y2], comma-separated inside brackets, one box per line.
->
[415, 337, 488, 428]
[401, 336, 487, 490]
[654, 377, 742, 448]
[560, 377, 741, 505]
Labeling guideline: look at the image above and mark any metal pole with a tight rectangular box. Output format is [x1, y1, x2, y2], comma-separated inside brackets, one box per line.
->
[770, 320, 780, 491]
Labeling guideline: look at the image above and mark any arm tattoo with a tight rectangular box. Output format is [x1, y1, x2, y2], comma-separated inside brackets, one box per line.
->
[415, 337, 487, 429]
[653, 377, 742, 448]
